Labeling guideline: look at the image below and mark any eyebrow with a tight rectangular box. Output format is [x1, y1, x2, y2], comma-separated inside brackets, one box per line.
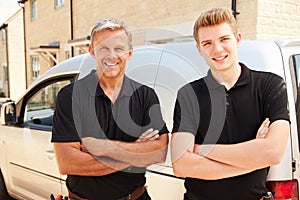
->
[220, 34, 232, 39]
[200, 34, 232, 44]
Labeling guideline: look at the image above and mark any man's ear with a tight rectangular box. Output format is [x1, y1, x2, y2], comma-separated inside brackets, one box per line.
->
[126, 49, 133, 61]
[236, 32, 242, 47]
[88, 45, 95, 58]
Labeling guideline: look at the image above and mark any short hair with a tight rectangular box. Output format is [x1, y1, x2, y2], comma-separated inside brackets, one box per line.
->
[90, 18, 132, 48]
[193, 7, 237, 43]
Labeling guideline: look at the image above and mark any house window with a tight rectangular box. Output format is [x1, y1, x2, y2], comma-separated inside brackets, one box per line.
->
[31, 56, 40, 79]
[2, 63, 7, 82]
[65, 51, 71, 59]
[31, 0, 37, 20]
[1, 29, 6, 44]
[55, 0, 64, 7]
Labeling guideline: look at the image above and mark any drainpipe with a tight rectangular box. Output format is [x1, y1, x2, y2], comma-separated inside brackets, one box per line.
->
[70, 0, 74, 57]
[18, 0, 28, 88]
[231, 0, 240, 18]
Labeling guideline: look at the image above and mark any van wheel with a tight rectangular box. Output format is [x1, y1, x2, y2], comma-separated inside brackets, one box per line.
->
[0, 170, 14, 200]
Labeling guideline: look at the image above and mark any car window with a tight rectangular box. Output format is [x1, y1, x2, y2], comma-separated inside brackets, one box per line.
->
[291, 54, 300, 152]
[24, 80, 70, 128]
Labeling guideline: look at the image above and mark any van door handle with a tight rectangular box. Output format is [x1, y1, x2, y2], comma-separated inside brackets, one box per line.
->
[46, 149, 55, 160]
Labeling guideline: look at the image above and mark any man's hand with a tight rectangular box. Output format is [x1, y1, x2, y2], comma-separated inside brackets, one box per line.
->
[135, 128, 159, 142]
[256, 118, 270, 139]
[193, 118, 270, 156]
[81, 137, 104, 156]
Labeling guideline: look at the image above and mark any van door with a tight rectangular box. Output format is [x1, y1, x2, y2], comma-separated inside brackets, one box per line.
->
[269, 41, 300, 199]
[5, 76, 74, 199]
[288, 52, 300, 179]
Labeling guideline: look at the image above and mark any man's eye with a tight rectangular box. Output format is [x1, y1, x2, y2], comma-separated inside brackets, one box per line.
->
[221, 38, 230, 42]
[98, 47, 108, 52]
[115, 48, 124, 52]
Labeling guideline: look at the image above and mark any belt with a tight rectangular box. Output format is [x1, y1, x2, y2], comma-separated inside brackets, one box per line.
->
[68, 186, 146, 200]
[68, 190, 88, 200]
[118, 186, 146, 200]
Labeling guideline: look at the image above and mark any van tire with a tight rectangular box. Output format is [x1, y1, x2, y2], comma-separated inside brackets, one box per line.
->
[0, 170, 14, 200]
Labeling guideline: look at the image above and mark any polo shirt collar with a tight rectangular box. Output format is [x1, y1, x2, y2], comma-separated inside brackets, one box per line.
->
[204, 62, 250, 90]
[86, 70, 135, 97]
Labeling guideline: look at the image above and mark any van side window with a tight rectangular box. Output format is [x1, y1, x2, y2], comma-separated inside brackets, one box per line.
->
[292, 54, 300, 151]
[293, 55, 300, 87]
[24, 80, 70, 129]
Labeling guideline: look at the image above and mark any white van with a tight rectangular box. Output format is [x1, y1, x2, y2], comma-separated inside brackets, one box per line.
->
[0, 40, 300, 200]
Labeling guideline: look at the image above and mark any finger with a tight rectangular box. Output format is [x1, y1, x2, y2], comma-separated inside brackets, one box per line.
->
[136, 130, 159, 142]
[147, 133, 160, 141]
[143, 130, 159, 139]
[256, 118, 270, 139]
[257, 127, 269, 139]
[139, 128, 154, 138]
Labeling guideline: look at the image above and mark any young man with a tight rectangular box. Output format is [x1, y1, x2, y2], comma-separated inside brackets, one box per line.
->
[171, 7, 290, 200]
[52, 18, 169, 200]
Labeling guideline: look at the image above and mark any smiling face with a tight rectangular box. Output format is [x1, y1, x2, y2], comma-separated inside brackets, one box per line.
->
[196, 22, 241, 73]
[89, 29, 132, 80]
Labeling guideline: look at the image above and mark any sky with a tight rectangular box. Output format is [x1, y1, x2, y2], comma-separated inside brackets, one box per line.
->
[0, 0, 20, 24]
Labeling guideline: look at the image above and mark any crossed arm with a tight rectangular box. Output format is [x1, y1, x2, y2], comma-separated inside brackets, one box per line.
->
[195, 120, 289, 170]
[53, 129, 169, 176]
[171, 119, 290, 180]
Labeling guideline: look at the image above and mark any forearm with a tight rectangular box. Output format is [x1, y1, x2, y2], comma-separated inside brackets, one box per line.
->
[200, 141, 271, 170]
[198, 120, 289, 170]
[53, 143, 129, 176]
[173, 151, 252, 180]
[103, 134, 168, 167]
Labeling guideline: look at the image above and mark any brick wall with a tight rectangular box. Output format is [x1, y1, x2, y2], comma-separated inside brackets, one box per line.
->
[256, 0, 300, 39]
[22, 0, 300, 85]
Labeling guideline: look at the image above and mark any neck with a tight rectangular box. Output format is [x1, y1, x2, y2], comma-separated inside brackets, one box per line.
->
[211, 63, 241, 90]
[95, 72, 124, 103]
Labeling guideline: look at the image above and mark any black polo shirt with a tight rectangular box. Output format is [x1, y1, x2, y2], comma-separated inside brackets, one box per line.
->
[52, 70, 168, 200]
[172, 63, 290, 200]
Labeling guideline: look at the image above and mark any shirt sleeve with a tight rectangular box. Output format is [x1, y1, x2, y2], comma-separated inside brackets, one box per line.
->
[51, 84, 81, 142]
[262, 73, 290, 123]
[172, 83, 201, 135]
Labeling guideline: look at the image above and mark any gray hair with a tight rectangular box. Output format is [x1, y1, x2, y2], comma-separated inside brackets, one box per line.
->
[90, 18, 132, 48]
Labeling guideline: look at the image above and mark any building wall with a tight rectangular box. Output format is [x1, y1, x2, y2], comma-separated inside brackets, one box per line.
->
[7, 9, 26, 101]
[23, 0, 71, 86]
[21, 0, 300, 86]
[256, 0, 300, 39]
[71, 0, 232, 44]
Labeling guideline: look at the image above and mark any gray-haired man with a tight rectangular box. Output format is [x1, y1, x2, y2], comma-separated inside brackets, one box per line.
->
[52, 18, 168, 200]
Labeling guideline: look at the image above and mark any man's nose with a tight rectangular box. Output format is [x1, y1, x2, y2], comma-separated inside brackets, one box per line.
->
[212, 42, 223, 52]
[107, 49, 118, 58]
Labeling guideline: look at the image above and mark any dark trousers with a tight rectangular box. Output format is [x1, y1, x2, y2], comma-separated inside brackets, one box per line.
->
[69, 188, 151, 200]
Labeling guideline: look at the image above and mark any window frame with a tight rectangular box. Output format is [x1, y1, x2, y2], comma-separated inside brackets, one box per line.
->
[19, 74, 77, 131]
[55, 0, 64, 8]
[31, 55, 40, 80]
[31, 0, 37, 20]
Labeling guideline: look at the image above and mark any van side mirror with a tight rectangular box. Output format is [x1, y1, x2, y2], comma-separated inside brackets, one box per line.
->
[0, 102, 17, 125]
